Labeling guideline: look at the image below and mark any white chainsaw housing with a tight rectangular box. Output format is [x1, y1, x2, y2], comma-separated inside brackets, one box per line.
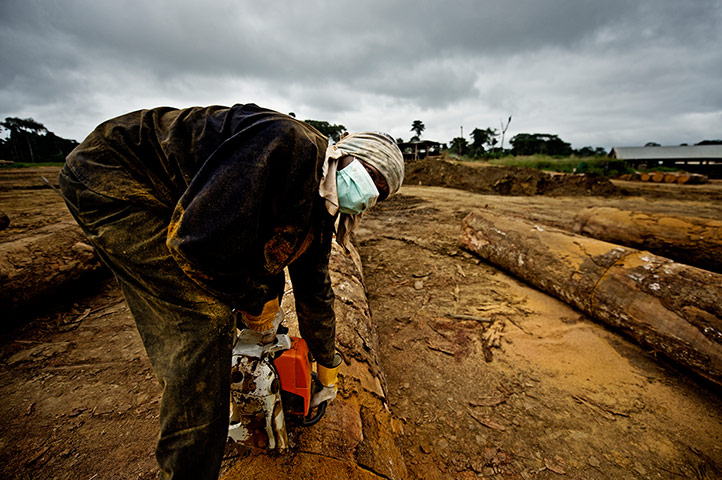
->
[228, 326, 292, 450]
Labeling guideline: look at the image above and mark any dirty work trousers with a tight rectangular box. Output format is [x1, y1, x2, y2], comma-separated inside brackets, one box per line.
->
[59, 165, 235, 480]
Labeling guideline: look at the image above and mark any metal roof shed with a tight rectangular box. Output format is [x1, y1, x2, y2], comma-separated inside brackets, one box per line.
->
[610, 145, 722, 178]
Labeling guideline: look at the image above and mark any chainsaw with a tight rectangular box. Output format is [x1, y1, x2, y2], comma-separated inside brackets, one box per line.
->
[227, 309, 328, 450]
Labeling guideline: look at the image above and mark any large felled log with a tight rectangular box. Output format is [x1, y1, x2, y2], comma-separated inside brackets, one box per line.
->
[573, 207, 722, 273]
[221, 241, 407, 480]
[0, 221, 107, 313]
[460, 211, 722, 386]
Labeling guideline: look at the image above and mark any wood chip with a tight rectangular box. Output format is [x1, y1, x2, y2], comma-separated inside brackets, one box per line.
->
[425, 341, 454, 356]
[572, 394, 629, 419]
[468, 409, 507, 431]
[73, 308, 92, 323]
[469, 396, 506, 407]
[455, 264, 466, 278]
[544, 458, 566, 475]
[24, 446, 50, 466]
[427, 321, 452, 340]
[449, 314, 493, 323]
[68, 407, 86, 418]
[496, 384, 513, 396]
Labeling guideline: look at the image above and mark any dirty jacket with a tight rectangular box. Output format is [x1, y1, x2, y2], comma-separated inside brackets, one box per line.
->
[65, 103, 337, 363]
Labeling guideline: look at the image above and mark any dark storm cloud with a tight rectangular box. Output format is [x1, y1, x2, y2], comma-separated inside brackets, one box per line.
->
[1, 0, 720, 147]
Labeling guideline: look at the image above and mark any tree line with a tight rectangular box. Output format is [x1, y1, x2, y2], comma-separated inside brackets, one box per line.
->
[404, 119, 721, 158]
[4, 113, 718, 165]
[403, 119, 607, 158]
[0, 117, 79, 164]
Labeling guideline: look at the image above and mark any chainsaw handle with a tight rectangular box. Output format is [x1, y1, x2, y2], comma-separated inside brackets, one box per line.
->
[300, 401, 327, 426]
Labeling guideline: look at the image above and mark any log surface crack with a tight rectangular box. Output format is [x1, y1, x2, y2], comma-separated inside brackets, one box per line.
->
[588, 249, 638, 311]
[294, 450, 393, 479]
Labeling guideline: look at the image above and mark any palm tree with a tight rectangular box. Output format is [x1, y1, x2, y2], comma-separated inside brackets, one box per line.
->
[410, 120, 425, 139]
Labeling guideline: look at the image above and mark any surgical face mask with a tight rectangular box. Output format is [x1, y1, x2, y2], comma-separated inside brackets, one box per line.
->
[336, 159, 379, 215]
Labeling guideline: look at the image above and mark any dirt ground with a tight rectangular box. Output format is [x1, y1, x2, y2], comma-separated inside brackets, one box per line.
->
[1, 165, 721, 479]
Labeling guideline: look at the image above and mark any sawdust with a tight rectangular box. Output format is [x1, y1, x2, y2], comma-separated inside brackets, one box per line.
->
[499, 283, 642, 391]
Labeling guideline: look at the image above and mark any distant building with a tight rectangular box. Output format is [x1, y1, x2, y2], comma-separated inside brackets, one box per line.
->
[610, 145, 722, 178]
[398, 140, 443, 161]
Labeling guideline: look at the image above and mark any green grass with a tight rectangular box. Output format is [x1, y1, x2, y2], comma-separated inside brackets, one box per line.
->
[0, 161, 65, 168]
[486, 154, 633, 177]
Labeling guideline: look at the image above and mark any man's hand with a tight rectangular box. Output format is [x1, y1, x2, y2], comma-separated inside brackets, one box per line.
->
[241, 298, 279, 332]
[310, 385, 336, 408]
[311, 352, 342, 408]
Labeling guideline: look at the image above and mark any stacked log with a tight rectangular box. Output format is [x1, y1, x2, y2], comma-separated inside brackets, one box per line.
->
[221, 241, 407, 479]
[573, 207, 722, 273]
[460, 211, 722, 387]
[619, 171, 708, 184]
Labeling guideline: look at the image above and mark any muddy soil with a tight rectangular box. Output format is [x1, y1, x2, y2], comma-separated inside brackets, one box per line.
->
[405, 158, 621, 197]
[1, 165, 721, 479]
[356, 185, 722, 479]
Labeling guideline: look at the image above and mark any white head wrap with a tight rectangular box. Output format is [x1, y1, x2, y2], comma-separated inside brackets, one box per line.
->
[318, 131, 405, 250]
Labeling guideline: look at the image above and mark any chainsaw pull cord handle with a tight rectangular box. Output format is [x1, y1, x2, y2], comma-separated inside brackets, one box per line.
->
[300, 401, 327, 426]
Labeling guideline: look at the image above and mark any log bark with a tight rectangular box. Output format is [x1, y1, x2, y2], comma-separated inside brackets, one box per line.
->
[221, 241, 407, 480]
[0, 221, 107, 313]
[460, 211, 722, 386]
[573, 207, 722, 273]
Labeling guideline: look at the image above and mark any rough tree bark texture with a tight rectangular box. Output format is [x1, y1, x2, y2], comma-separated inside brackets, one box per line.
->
[573, 207, 722, 273]
[460, 211, 722, 387]
[0, 221, 106, 313]
[221, 241, 407, 480]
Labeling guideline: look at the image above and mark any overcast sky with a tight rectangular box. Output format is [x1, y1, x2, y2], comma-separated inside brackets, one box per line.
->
[1, 0, 721, 150]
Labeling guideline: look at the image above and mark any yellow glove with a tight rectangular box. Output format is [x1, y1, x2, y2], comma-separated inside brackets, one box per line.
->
[241, 298, 279, 332]
[317, 353, 342, 387]
[311, 353, 342, 408]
